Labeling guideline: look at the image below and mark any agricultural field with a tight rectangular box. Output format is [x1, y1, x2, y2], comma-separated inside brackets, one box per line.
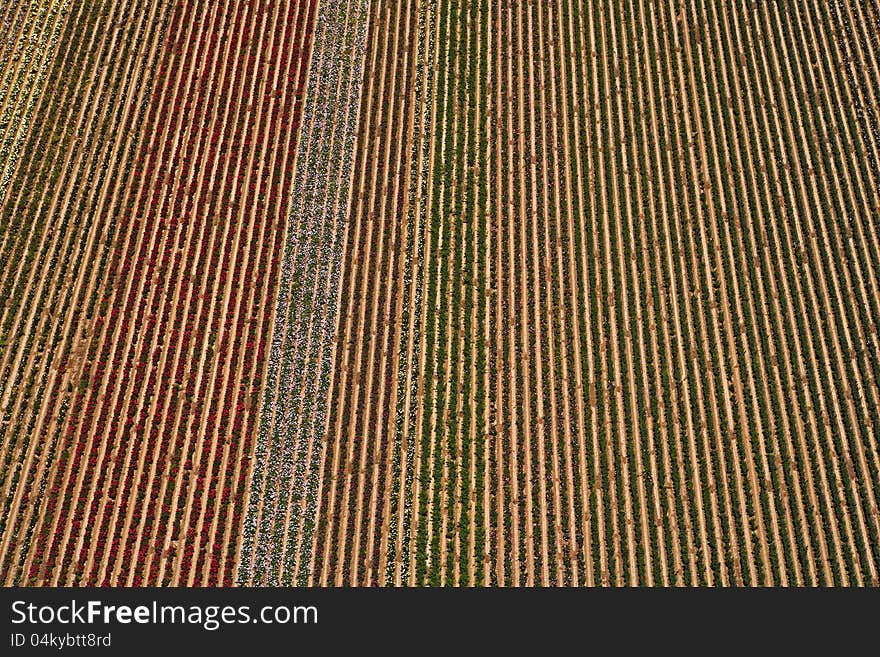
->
[2, 0, 879, 587]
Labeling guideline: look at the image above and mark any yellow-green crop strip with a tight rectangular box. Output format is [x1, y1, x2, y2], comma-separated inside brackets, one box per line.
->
[0, 0, 70, 205]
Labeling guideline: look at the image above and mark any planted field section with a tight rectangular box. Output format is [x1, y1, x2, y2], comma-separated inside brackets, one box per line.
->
[238, 0, 372, 587]
[2, 0, 877, 588]
[308, 0, 880, 586]
[0, 0, 175, 584]
[309, 0, 437, 586]
[0, 0, 69, 203]
[2, 0, 317, 586]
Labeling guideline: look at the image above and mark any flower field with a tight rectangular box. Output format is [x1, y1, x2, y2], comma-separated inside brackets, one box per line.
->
[1, 0, 879, 587]
[1, 0, 317, 585]
[293, 0, 880, 586]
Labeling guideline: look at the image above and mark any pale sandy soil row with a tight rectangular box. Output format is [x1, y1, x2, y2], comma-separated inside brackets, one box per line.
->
[404, 0, 442, 586]
[388, 0, 435, 586]
[438, 0, 465, 587]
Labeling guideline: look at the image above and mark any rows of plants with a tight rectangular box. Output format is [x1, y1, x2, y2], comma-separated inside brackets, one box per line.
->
[238, 0, 369, 586]
[579, 0, 635, 586]
[382, 0, 880, 585]
[708, 0, 840, 584]
[132, 0, 282, 586]
[669, 5, 739, 585]
[560, 0, 776, 586]
[654, 0, 880, 584]
[411, 0, 465, 586]
[15, 0, 194, 584]
[719, 0, 858, 584]
[818, 0, 880, 505]
[420, 0, 880, 587]
[770, 0, 880, 580]
[314, 0, 424, 586]
[215, 4, 316, 577]
[720, 0, 840, 580]
[0, 0, 81, 486]
[127, 0, 316, 587]
[462, 0, 489, 587]
[662, 0, 759, 585]
[384, 0, 437, 586]
[694, 0, 801, 584]
[728, 0, 844, 584]
[348, 0, 425, 586]
[553, 0, 600, 586]
[33, 0, 230, 585]
[206, 0, 319, 586]
[0, 0, 68, 206]
[829, 0, 880, 196]
[92, 0, 245, 586]
[558, 0, 604, 585]
[13, 0, 316, 586]
[90, 0, 254, 586]
[1, 0, 170, 584]
[0, 0, 70, 326]
[691, 0, 816, 584]
[614, 0, 675, 585]
[642, 0, 791, 585]
[0, 0, 104, 571]
[524, 0, 562, 586]
[181, 0, 318, 588]
[322, 0, 411, 585]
